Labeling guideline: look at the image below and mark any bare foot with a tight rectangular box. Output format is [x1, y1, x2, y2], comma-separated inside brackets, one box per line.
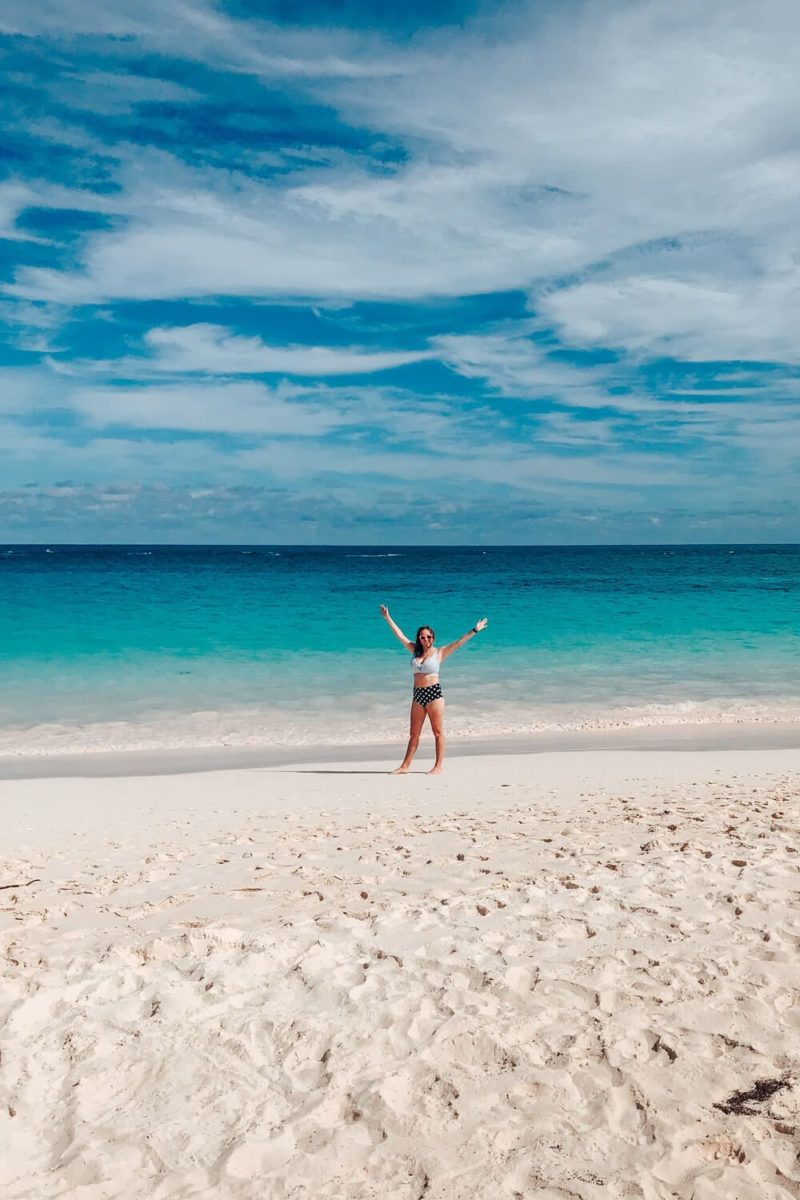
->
[427, 766, 443, 775]
[391, 766, 410, 775]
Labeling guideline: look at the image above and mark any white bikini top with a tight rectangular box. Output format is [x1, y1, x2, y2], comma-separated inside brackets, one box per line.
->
[411, 648, 441, 675]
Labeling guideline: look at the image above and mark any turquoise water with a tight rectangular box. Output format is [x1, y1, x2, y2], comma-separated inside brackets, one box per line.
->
[1, 544, 798, 752]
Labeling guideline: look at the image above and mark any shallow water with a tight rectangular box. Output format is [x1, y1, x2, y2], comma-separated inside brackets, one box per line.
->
[1, 543, 799, 752]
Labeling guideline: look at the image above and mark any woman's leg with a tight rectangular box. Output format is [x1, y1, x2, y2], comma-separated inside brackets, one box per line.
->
[426, 698, 446, 774]
[392, 700, 427, 773]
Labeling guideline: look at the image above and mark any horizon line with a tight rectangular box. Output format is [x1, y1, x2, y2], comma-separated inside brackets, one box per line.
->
[2, 541, 799, 550]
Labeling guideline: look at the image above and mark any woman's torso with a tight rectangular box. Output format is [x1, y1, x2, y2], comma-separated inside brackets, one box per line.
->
[411, 648, 441, 687]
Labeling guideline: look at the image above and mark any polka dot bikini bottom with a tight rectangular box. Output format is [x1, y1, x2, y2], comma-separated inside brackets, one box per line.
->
[413, 683, 443, 707]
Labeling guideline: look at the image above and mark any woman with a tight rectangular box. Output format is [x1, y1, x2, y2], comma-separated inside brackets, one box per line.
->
[379, 604, 488, 774]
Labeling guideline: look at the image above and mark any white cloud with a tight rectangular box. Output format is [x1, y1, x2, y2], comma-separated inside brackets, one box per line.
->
[71, 380, 341, 436]
[10, 174, 565, 302]
[0, 366, 69, 416]
[0, 0, 404, 79]
[235, 433, 701, 493]
[4, 0, 800, 539]
[46, 323, 433, 377]
[533, 411, 621, 448]
[6, 0, 799, 382]
[0, 175, 128, 248]
[0, 183, 48, 243]
[62, 374, 479, 451]
[141, 323, 432, 376]
[538, 271, 800, 363]
[434, 331, 657, 412]
[0, 362, 708, 496]
[51, 71, 202, 116]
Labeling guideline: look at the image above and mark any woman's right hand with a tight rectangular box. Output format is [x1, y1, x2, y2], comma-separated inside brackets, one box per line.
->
[379, 604, 389, 618]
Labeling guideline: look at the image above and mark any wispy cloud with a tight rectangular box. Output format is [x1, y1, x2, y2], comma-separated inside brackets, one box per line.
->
[2, 0, 800, 540]
[434, 332, 652, 412]
[71, 380, 340, 436]
[50, 71, 202, 116]
[7, 0, 799, 327]
[53, 323, 434, 377]
[0, 0, 407, 80]
[538, 272, 800, 364]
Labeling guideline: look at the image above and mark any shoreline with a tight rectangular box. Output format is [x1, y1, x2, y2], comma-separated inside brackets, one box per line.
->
[3, 694, 800, 767]
[0, 717, 798, 780]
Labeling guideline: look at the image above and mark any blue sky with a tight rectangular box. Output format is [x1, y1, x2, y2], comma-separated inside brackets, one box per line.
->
[1, 0, 799, 543]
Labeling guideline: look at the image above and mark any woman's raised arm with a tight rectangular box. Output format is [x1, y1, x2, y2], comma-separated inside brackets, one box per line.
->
[440, 617, 488, 660]
[379, 605, 415, 652]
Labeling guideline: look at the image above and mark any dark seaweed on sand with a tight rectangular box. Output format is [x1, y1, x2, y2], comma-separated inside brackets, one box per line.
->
[714, 1076, 791, 1115]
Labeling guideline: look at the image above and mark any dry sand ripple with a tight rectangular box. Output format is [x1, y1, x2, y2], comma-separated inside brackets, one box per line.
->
[1, 750, 799, 1199]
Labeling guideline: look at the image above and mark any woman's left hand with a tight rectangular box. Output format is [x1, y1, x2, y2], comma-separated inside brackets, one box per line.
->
[474, 617, 488, 632]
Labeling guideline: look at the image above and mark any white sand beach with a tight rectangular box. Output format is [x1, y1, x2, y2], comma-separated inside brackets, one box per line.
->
[2, 744, 799, 1199]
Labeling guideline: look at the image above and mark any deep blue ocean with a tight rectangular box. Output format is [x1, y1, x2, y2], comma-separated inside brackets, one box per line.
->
[1, 544, 798, 753]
